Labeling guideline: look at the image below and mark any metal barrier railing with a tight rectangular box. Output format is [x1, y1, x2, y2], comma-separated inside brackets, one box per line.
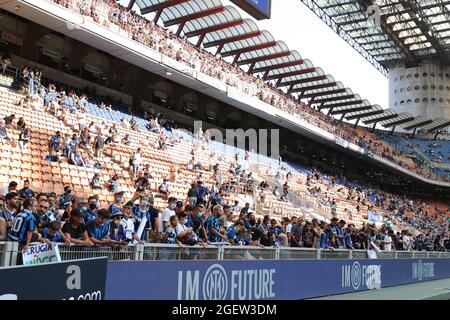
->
[2, 243, 449, 266]
[58, 244, 138, 261]
[222, 247, 277, 260]
[139, 244, 220, 261]
[0, 242, 19, 267]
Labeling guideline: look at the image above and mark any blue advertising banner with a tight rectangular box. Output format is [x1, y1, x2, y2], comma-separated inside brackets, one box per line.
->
[0, 257, 107, 300]
[106, 258, 450, 300]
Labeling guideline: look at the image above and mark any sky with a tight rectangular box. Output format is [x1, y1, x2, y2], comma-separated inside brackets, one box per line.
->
[124, 0, 390, 108]
[221, 0, 390, 108]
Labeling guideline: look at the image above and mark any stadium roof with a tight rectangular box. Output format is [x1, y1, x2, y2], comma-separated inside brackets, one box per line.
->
[130, 0, 449, 132]
[299, 0, 450, 75]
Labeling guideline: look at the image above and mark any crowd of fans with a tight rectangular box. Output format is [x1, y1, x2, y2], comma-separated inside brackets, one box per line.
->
[47, 0, 449, 182]
[1, 69, 449, 256]
[0, 1, 449, 259]
[1, 178, 449, 253]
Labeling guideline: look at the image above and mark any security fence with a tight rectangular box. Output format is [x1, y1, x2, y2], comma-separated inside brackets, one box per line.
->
[0, 242, 19, 267]
[1, 242, 449, 266]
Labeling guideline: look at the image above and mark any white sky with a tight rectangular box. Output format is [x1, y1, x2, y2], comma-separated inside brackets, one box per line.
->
[221, 0, 389, 108]
[124, 0, 390, 108]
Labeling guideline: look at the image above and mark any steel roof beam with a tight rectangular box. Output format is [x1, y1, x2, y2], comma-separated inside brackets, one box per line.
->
[320, 100, 363, 110]
[222, 41, 277, 57]
[382, 116, 416, 128]
[398, 0, 450, 64]
[265, 68, 316, 81]
[251, 60, 304, 74]
[330, 105, 372, 115]
[278, 75, 327, 87]
[346, 109, 384, 121]
[363, 114, 398, 125]
[425, 120, 450, 132]
[237, 51, 292, 66]
[312, 94, 355, 104]
[140, 0, 190, 14]
[185, 19, 243, 38]
[289, 82, 337, 93]
[127, 0, 135, 10]
[164, 6, 224, 27]
[302, 88, 347, 98]
[403, 119, 433, 131]
[203, 31, 261, 48]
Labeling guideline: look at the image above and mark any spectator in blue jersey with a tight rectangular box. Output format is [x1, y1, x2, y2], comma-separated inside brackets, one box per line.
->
[86, 209, 111, 246]
[59, 186, 75, 210]
[83, 196, 98, 224]
[43, 221, 69, 244]
[227, 221, 245, 245]
[319, 222, 331, 249]
[344, 228, 354, 250]
[62, 208, 93, 246]
[162, 215, 180, 245]
[336, 220, 346, 249]
[206, 205, 227, 243]
[132, 196, 151, 242]
[195, 180, 208, 203]
[259, 215, 270, 237]
[109, 188, 125, 215]
[18, 180, 33, 199]
[328, 217, 340, 248]
[240, 202, 250, 216]
[186, 203, 202, 228]
[1, 192, 18, 230]
[48, 130, 61, 151]
[109, 212, 128, 245]
[8, 198, 42, 251]
[268, 219, 281, 237]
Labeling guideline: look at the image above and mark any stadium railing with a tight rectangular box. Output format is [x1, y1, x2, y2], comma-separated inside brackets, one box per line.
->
[0, 241, 20, 267]
[1, 243, 449, 266]
[51, 244, 450, 262]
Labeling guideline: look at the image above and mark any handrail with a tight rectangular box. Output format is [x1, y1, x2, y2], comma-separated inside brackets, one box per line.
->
[2, 242, 448, 266]
[33, 243, 450, 263]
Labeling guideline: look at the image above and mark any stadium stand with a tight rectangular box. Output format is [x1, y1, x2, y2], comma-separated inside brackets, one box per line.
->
[0, 61, 448, 254]
[36, 0, 448, 182]
[0, 0, 448, 259]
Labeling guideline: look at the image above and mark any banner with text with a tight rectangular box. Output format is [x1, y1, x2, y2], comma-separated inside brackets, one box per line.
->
[0, 258, 107, 300]
[106, 258, 450, 300]
[22, 243, 61, 265]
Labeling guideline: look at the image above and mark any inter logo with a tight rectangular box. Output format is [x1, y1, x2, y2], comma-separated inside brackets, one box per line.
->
[202, 264, 228, 300]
